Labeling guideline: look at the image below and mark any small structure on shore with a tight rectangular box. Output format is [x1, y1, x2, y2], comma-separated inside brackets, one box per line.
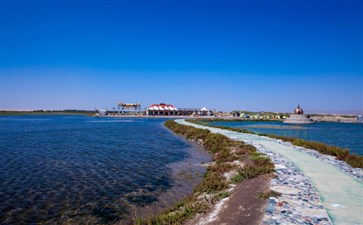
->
[146, 103, 178, 116]
[146, 103, 214, 116]
[117, 102, 142, 114]
[97, 102, 142, 116]
[95, 109, 107, 116]
[284, 105, 314, 124]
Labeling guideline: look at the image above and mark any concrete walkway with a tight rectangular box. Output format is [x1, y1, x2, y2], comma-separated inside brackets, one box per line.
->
[176, 120, 363, 225]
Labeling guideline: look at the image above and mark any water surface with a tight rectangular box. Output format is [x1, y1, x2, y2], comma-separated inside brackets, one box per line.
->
[0, 115, 210, 224]
[209, 121, 363, 155]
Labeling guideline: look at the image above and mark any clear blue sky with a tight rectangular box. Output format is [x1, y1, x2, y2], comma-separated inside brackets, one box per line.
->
[1, 0, 362, 113]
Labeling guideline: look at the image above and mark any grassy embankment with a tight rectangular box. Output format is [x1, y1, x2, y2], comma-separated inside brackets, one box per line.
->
[136, 120, 275, 225]
[187, 119, 363, 168]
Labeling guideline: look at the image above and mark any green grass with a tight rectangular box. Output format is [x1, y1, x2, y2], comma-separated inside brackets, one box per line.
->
[208, 162, 238, 174]
[232, 165, 275, 183]
[194, 172, 228, 194]
[135, 196, 208, 225]
[231, 173, 246, 183]
[212, 191, 231, 202]
[250, 154, 273, 167]
[231, 150, 274, 183]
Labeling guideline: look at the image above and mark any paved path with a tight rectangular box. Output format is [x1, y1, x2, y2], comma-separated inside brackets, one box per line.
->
[176, 120, 363, 225]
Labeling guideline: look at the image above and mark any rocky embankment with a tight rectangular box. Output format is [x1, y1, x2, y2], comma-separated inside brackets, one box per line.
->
[252, 143, 331, 225]
[310, 115, 359, 123]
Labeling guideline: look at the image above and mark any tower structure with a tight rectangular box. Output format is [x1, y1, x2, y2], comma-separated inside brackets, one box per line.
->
[284, 105, 314, 124]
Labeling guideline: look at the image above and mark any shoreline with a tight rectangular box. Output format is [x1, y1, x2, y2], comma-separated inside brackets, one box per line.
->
[1, 111, 362, 124]
[179, 120, 363, 225]
[137, 120, 275, 224]
[127, 141, 211, 222]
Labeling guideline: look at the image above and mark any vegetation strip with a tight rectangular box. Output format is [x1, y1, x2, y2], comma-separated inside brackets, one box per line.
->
[178, 119, 333, 224]
[135, 120, 275, 225]
[186, 119, 363, 168]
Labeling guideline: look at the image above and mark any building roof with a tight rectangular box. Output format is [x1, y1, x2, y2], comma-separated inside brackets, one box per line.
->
[294, 104, 304, 114]
[148, 103, 177, 111]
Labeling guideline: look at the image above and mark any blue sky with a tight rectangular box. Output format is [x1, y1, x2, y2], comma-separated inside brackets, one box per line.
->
[1, 0, 362, 113]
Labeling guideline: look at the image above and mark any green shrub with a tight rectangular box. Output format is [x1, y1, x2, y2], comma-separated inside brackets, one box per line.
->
[204, 133, 233, 153]
[250, 155, 273, 167]
[232, 165, 274, 183]
[213, 191, 231, 201]
[208, 162, 237, 174]
[194, 172, 228, 194]
[137, 197, 208, 225]
[345, 154, 363, 168]
[256, 190, 281, 199]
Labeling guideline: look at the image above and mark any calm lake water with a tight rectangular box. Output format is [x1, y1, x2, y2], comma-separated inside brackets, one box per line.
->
[209, 121, 363, 156]
[0, 115, 210, 224]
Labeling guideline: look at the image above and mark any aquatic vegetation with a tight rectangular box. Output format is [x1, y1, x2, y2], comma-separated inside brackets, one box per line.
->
[187, 119, 363, 168]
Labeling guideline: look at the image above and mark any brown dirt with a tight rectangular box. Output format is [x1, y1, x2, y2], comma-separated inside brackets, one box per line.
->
[185, 176, 270, 225]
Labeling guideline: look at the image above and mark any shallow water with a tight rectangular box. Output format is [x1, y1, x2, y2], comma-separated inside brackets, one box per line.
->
[0, 115, 211, 224]
[209, 121, 363, 155]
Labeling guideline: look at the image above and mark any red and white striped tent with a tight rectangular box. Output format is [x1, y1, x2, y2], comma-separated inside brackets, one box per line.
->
[148, 103, 177, 111]
[146, 103, 178, 115]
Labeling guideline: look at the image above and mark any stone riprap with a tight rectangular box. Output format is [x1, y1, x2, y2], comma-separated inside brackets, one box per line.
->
[175, 119, 363, 225]
[254, 143, 331, 225]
